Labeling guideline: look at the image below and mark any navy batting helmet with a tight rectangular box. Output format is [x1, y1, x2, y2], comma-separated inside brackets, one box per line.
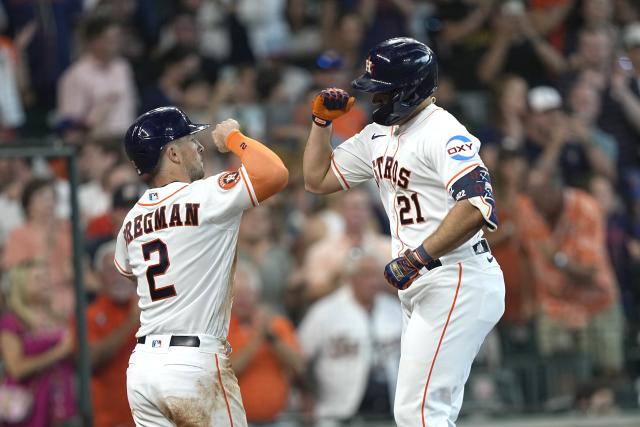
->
[352, 37, 438, 126]
[124, 106, 209, 175]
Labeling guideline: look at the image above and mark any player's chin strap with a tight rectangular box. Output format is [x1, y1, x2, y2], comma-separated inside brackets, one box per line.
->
[449, 165, 498, 231]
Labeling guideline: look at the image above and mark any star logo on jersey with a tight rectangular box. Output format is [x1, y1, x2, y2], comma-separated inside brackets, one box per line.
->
[365, 57, 374, 75]
[446, 135, 476, 161]
[218, 171, 241, 190]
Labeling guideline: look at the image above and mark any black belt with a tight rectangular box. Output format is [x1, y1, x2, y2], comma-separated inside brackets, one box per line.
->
[426, 238, 490, 271]
[137, 335, 200, 347]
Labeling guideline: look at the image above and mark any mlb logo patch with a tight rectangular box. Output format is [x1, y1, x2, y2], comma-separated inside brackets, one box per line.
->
[149, 192, 159, 201]
[152, 339, 162, 348]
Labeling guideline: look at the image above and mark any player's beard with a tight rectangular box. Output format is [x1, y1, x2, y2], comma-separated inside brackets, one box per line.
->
[186, 160, 205, 182]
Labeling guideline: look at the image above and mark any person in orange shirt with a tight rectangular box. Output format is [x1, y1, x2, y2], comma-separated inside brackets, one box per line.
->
[85, 240, 139, 427]
[518, 170, 624, 376]
[227, 262, 304, 425]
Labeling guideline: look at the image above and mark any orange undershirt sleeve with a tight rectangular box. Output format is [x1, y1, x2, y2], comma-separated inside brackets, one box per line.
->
[225, 130, 289, 202]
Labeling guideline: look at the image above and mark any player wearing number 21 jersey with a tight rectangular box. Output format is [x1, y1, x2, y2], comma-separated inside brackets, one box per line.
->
[304, 38, 505, 427]
[115, 107, 288, 427]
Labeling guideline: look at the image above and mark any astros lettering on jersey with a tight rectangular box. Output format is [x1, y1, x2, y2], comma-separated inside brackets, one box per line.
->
[330, 103, 495, 260]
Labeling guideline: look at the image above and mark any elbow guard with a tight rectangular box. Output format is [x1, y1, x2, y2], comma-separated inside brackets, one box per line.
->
[449, 166, 499, 231]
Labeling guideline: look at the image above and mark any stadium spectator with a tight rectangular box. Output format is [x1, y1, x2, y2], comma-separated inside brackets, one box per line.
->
[478, 74, 529, 171]
[527, 0, 575, 52]
[85, 181, 144, 256]
[431, 0, 496, 91]
[2, 0, 82, 111]
[478, 3, 567, 86]
[284, 0, 323, 63]
[2, 178, 74, 318]
[77, 141, 121, 223]
[227, 262, 303, 425]
[485, 148, 535, 353]
[81, 241, 138, 427]
[0, 32, 26, 140]
[298, 251, 401, 423]
[209, 65, 267, 141]
[519, 170, 624, 380]
[303, 188, 390, 300]
[565, 27, 613, 86]
[140, 47, 202, 113]
[57, 14, 136, 138]
[238, 206, 293, 312]
[564, 0, 617, 54]
[566, 79, 617, 180]
[525, 85, 604, 187]
[0, 159, 30, 253]
[0, 262, 76, 426]
[590, 175, 640, 327]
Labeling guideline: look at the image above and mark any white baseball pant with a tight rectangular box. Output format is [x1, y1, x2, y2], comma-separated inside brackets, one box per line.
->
[394, 254, 505, 427]
[126, 334, 247, 427]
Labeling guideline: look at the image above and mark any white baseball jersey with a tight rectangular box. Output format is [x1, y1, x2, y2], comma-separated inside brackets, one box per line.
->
[330, 103, 493, 261]
[114, 166, 258, 338]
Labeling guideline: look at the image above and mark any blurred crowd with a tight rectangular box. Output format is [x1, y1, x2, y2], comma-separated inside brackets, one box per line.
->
[0, 0, 640, 426]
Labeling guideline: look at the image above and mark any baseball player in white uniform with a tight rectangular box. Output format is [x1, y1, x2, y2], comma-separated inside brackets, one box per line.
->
[115, 106, 288, 426]
[303, 38, 505, 427]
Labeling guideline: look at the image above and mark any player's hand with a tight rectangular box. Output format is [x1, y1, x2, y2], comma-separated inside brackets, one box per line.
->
[211, 119, 240, 153]
[311, 88, 355, 127]
[383, 248, 431, 290]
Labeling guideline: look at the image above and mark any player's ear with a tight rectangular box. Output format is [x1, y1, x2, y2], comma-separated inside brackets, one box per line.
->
[164, 143, 182, 165]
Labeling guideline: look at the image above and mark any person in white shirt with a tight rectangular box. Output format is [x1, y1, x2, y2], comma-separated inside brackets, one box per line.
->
[298, 251, 402, 424]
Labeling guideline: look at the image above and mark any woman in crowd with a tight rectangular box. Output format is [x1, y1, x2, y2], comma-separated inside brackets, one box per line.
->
[2, 178, 74, 318]
[0, 262, 76, 426]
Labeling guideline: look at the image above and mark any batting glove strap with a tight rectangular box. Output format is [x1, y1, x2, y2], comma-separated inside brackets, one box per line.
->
[409, 245, 433, 268]
[312, 115, 332, 127]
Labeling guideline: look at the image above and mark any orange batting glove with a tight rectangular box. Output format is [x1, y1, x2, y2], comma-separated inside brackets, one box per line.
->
[311, 88, 355, 127]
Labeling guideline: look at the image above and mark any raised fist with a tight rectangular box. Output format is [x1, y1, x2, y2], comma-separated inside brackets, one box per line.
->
[211, 119, 240, 153]
[311, 88, 355, 127]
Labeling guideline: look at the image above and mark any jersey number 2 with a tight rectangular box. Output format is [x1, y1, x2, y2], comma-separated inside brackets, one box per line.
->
[397, 194, 425, 225]
[141, 239, 177, 301]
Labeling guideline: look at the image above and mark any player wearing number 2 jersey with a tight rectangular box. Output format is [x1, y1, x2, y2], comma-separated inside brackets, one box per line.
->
[303, 38, 505, 427]
[115, 107, 288, 426]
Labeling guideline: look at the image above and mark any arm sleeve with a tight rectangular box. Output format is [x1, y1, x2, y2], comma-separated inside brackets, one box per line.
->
[225, 131, 288, 202]
[114, 229, 133, 278]
[330, 131, 374, 190]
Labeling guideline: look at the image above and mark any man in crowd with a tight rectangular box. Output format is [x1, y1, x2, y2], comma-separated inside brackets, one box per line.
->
[519, 170, 624, 380]
[298, 251, 402, 424]
[303, 188, 389, 300]
[83, 240, 138, 427]
[227, 262, 303, 425]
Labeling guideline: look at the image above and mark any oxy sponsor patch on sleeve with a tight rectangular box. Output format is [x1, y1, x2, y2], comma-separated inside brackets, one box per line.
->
[218, 171, 241, 190]
[445, 135, 477, 161]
